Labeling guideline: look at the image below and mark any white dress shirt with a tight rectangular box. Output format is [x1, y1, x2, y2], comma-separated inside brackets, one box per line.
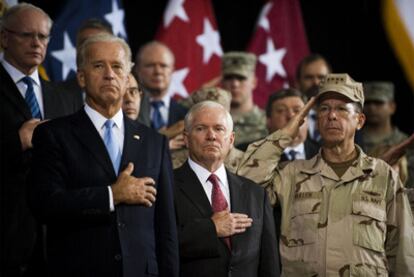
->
[188, 158, 231, 209]
[284, 143, 306, 160]
[1, 59, 44, 118]
[84, 104, 124, 212]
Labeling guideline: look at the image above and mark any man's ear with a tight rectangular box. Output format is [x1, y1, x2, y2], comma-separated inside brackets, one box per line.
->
[0, 30, 9, 50]
[356, 113, 366, 130]
[183, 131, 189, 148]
[77, 70, 85, 89]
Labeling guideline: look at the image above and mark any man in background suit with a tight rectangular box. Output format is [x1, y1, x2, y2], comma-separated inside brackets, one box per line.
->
[0, 4, 81, 276]
[266, 88, 319, 162]
[174, 101, 280, 277]
[28, 34, 178, 276]
[134, 41, 187, 130]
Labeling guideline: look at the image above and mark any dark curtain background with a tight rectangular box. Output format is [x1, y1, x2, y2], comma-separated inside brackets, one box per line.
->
[28, 0, 414, 134]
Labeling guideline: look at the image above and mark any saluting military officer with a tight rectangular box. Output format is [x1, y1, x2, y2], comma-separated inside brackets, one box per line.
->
[221, 52, 267, 151]
[237, 73, 414, 276]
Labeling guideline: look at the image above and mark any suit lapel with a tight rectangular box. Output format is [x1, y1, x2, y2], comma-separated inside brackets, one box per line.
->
[0, 64, 32, 119]
[120, 117, 145, 172]
[227, 172, 248, 254]
[71, 110, 116, 178]
[176, 162, 212, 217]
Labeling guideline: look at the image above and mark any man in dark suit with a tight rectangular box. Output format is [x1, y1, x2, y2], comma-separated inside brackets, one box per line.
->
[134, 41, 187, 130]
[266, 88, 319, 162]
[28, 34, 178, 276]
[174, 101, 280, 277]
[0, 4, 82, 276]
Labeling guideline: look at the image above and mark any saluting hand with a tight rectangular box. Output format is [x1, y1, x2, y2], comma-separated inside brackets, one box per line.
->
[282, 96, 316, 139]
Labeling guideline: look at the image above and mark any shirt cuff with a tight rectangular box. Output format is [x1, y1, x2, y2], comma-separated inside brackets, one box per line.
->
[108, 186, 115, 212]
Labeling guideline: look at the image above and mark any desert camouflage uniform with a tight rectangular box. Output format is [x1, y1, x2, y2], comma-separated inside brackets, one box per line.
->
[363, 127, 414, 191]
[171, 147, 244, 174]
[362, 127, 408, 155]
[237, 130, 414, 276]
[232, 105, 267, 147]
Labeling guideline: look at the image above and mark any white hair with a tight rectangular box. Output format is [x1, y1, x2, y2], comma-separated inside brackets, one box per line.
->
[184, 100, 233, 134]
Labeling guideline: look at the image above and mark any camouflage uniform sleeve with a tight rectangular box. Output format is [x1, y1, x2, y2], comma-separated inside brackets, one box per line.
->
[384, 168, 414, 275]
[236, 130, 292, 206]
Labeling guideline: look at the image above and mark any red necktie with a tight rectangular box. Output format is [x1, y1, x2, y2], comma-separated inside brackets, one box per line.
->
[208, 174, 231, 250]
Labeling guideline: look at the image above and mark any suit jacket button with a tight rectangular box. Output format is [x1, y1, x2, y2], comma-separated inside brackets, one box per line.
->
[117, 222, 125, 228]
[114, 254, 122, 261]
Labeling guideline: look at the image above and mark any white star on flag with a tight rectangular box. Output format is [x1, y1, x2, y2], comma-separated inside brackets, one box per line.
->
[51, 32, 77, 80]
[196, 18, 223, 64]
[164, 0, 189, 28]
[258, 2, 273, 32]
[104, 0, 127, 38]
[259, 38, 287, 82]
[166, 68, 189, 98]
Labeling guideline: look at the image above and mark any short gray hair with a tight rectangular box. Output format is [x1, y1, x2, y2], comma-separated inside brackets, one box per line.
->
[184, 101, 233, 133]
[77, 33, 132, 71]
[1, 3, 53, 31]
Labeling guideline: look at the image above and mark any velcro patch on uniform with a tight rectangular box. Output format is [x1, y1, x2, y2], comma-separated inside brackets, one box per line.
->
[294, 191, 321, 200]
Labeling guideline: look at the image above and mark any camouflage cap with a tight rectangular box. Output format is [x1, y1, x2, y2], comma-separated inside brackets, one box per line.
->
[190, 87, 232, 111]
[363, 81, 394, 102]
[222, 52, 256, 78]
[317, 73, 364, 107]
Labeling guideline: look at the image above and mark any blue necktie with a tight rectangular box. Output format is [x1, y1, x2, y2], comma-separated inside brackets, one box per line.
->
[21, 76, 42, 119]
[151, 100, 166, 130]
[289, 150, 297, 161]
[103, 119, 121, 174]
[310, 113, 320, 141]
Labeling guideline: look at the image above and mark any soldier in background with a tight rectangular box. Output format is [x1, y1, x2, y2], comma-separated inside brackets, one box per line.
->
[167, 87, 244, 173]
[361, 81, 413, 188]
[221, 52, 267, 151]
[237, 73, 414, 276]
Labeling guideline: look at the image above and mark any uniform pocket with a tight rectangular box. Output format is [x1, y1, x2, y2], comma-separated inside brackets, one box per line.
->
[349, 263, 388, 276]
[286, 191, 321, 247]
[352, 196, 386, 253]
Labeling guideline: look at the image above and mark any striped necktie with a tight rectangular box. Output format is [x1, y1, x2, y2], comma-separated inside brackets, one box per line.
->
[21, 76, 42, 119]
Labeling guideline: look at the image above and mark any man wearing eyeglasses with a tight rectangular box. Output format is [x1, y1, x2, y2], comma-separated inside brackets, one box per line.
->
[0, 3, 80, 276]
[237, 73, 414, 276]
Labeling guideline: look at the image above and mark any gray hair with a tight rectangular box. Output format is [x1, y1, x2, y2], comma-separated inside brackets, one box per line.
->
[134, 40, 175, 67]
[77, 33, 132, 71]
[184, 101, 233, 134]
[1, 3, 53, 31]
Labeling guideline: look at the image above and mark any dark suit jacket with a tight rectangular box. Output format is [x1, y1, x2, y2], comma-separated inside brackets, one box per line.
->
[174, 162, 280, 277]
[0, 63, 82, 272]
[28, 109, 179, 277]
[138, 91, 188, 128]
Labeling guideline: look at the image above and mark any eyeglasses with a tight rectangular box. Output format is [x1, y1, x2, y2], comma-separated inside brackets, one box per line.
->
[316, 103, 357, 118]
[4, 28, 51, 43]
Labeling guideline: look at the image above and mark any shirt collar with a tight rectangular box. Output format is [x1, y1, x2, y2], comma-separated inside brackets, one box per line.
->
[150, 93, 171, 109]
[188, 157, 227, 184]
[84, 103, 124, 131]
[285, 143, 305, 155]
[1, 59, 40, 87]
